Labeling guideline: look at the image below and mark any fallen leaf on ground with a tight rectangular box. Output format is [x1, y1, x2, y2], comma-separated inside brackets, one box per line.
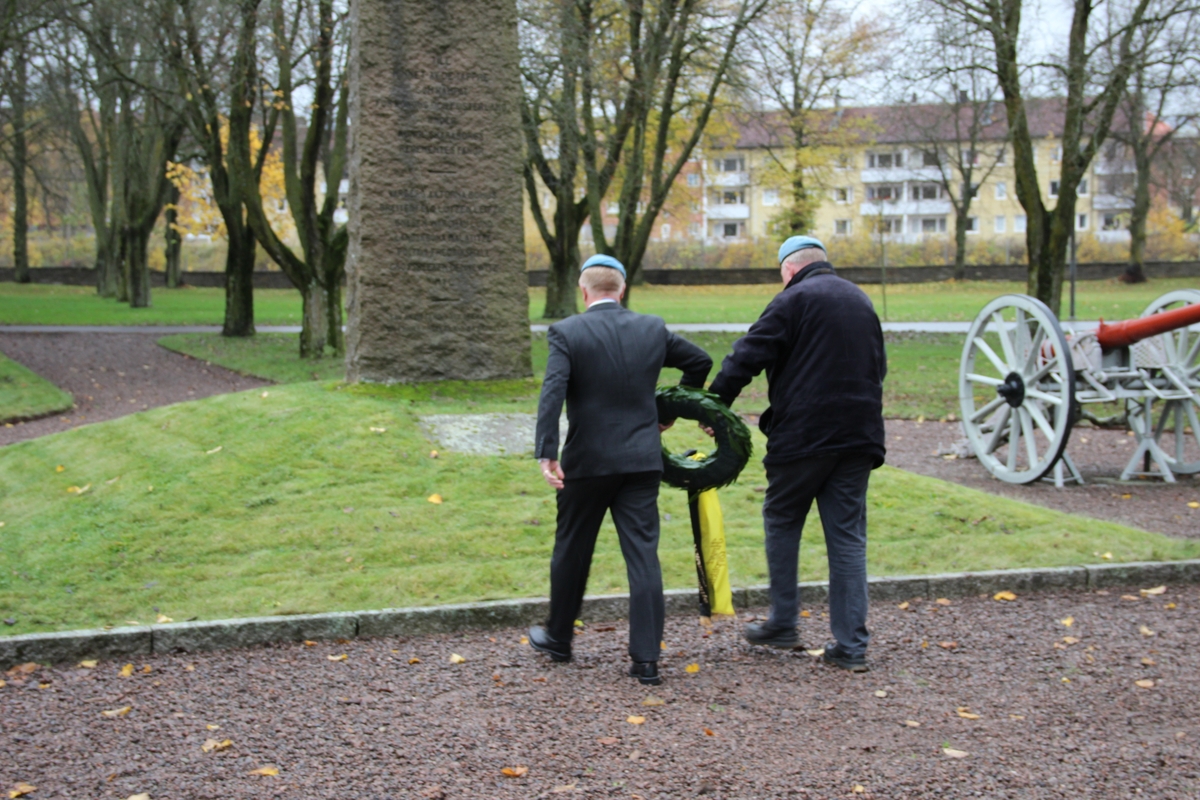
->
[897, 602, 909, 610]
[942, 748, 969, 759]
[551, 784, 577, 793]
[261, 391, 269, 398]
[993, 590, 1017, 601]
[369, 427, 387, 433]
[449, 653, 466, 664]
[118, 664, 134, 677]
[408, 658, 421, 665]
[1101, 552, 1113, 560]
[1165, 602, 1177, 609]
[853, 787, 865, 795]
[101, 706, 132, 718]
[626, 715, 646, 725]
[641, 696, 665, 706]
[184, 665, 194, 672]
[141, 665, 151, 674]
[1141, 657, 1156, 666]
[9, 784, 36, 799]
[205, 446, 222, 455]
[126, 794, 150, 800]
[248, 765, 279, 776]
[303, 641, 317, 647]
[66, 484, 91, 495]
[500, 766, 528, 778]
[55, 465, 65, 472]
[1135, 679, 1155, 689]
[1060, 616, 1075, 627]
[155, 614, 172, 624]
[1009, 714, 1026, 720]
[78, 660, 97, 669]
[904, 720, 921, 728]
[206, 724, 220, 731]
[1140, 586, 1166, 596]
[1063, 636, 1080, 645]
[938, 641, 958, 650]
[799, 610, 811, 618]
[597, 737, 619, 745]
[429, 450, 438, 458]
[703, 728, 716, 736]
[685, 663, 700, 673]
[935, 598, 952, 606]
[1122, 595, 1140, 601]
[1188, 501, 1199, 509]
[201, 738, 232, 753]
[1121, 493, 1131, 499]
[805, 649, 824, 657]
[519, 636, 529, 645]
[956, 707, 981, 720]
[1140, 625, 1156, 637]
[327, 654, 348, 662]
[427, 494, 443, 504]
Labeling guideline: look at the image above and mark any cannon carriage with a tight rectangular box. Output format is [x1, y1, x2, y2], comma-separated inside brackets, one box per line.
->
[957, 289, 1200, 485]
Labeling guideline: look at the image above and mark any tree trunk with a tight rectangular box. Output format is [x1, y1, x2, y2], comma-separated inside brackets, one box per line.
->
[300, 277, 327, 357]
[223, 223, 256, 337]
[115, 230, 130, 303]
[11, 43, 29, 284]
[165, 185, 183, 287]
[789, 140, 811, 234]
[1123, 148, 1151, 284]
[326, 276, 344, 356]
[954, 206, 969, 281]
[127, 226, 152, 308]
[542, 203, 581, 319]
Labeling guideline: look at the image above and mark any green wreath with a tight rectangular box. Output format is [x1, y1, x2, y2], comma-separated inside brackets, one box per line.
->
[656, 385, 752, 491]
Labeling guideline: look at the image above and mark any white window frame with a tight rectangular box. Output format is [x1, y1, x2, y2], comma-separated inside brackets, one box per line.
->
[834, 187, 851, 203]
[964, 216, 979, 234]
[1076, 213, 1089, 231]
[1014, 214, 1027, 233]
[1049, 180, 1060, 198]
[763, 188, 780, 206]
[994, 181, 1007, 200]
[834, 219, 851, 235]
[994, 215, 1006, 233]
[1078, 179, 1089, 196]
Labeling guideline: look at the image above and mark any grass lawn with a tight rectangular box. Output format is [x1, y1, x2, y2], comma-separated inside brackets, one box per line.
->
[0, 354, 74, 423]
[159, 331, 964, 421]
[0, 284, 303, 326]
[1, 378, 1196, 636]
[4, 277, 1198, 327]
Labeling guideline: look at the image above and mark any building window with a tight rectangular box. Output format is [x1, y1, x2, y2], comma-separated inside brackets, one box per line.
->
[1051, 146, 1062, 163]
[1102, 213, 1122, 230]
[719, 190, 744, 204]
[878, 217, 903, 234]
[689, 223, 700, 236]
[1078, 179, 1088, 196]
[912, 184, 941, 200]
[763, 188, 780, 206]
[686, 173, 700, 187]
[922, 150, 939, 167]
[722, 223, 738, 237]
[964, 216, 979, 233]
[660, 223, 671, 238]
[1077, 213, 1088, 231]
[867, 152, 902, 169]
[994, 215, 1006, 233]
[994, 181, 1007, 199]
[835, 219, 851, 235]
[1049, 180, 1060, 198]
[867, 185, 900, 201]
[606, 202, 619, 215]
[835, 154, 851, 170]
[914, 217, 946, 233]
[1014, 214, 1027, 232]
[961, 148, 979, 165]
[715, 157, 745, 172]
[834, 187, 851, 203]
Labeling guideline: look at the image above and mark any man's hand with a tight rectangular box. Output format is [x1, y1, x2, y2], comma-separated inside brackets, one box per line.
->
[698, 421, 715, 437]
[658, 419, 675, 432]
[539, 458, 565, 490]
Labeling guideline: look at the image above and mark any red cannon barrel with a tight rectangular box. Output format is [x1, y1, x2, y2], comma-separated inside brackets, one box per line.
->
[1096, 302, 1200, 351]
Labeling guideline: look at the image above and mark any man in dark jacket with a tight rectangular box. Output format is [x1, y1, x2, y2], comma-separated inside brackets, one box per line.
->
[530, 254, 712, 685]
[708, 236, 886, 672]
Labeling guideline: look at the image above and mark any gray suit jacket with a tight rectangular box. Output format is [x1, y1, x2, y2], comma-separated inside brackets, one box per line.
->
[535, 302, 713, 479]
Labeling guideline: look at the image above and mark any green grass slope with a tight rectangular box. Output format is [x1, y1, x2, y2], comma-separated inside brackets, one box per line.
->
[1, 380, 1194, 636]
[0, 354, 73, 422]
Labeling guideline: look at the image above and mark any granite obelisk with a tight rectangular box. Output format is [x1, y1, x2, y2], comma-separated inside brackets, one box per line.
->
[345, 0, 532, 382]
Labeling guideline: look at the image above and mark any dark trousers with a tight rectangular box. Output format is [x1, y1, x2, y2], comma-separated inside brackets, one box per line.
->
[547, 471, 664, 663]
[762, 453, 874, 656]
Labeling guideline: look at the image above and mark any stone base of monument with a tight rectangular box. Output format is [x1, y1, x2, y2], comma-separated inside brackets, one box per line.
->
[420, 413, 567, 456]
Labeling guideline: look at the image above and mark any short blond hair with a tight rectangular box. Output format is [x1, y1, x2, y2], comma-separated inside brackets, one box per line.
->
[579, 265, 625, 295]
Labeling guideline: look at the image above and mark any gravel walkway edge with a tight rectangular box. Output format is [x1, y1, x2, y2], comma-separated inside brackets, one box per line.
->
[4, 559, 1198, 669]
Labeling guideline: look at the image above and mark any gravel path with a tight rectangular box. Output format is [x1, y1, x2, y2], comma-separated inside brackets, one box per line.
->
[3, 587, 1196, 799]
[0, 333, 268, 447]
[884, 419, 1200, 540]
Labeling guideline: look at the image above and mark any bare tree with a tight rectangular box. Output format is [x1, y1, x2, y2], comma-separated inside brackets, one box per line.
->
[742, 0, 890, 234]
[1153, 130, 1200, 226]
[925, 0, 1190, 313]
[233, 0, 352, 357]
[1106, 11, 1200, 282]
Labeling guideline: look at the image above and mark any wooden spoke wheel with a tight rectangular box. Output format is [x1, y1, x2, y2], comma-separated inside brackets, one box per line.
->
[1129, 290, 1200, 475]
[958, 294, 1076, 484]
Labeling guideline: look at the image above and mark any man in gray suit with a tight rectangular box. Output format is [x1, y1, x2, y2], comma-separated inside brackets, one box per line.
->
[530, 254, 712, 685]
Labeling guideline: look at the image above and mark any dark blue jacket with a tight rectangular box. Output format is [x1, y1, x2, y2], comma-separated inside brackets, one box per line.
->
[535, 302, 713, 478]
[708, 262, 887, 467]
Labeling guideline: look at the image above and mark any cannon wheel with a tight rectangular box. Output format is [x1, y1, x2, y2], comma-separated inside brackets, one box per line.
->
[959, 294, 1075, 484]
[1127, 289, 1200, 475]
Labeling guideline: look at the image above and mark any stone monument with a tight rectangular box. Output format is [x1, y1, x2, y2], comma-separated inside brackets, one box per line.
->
[345, 0, 532, 382]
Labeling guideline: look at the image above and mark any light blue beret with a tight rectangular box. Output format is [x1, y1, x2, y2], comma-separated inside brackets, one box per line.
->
[778, 235, 827, 264]
[580, 254, 627, 278]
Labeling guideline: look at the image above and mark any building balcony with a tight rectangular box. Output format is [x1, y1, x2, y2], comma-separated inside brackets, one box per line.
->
[706, 203, 750, 220]
[1094, 160, 1136, 175]
[859, 199, 953, 217]
[710, 171, 750, 187]
[860, 166, 943, 183]
[1091, 193, 1134, 211]
[1096, 230, 1131, 243]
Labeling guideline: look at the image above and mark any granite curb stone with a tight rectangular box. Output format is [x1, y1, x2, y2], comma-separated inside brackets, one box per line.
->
[4, 561, 1199, 667]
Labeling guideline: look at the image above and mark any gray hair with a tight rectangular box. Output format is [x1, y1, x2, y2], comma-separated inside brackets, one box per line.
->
[579, 265, 626, 294]
[781, 246, 827, 272]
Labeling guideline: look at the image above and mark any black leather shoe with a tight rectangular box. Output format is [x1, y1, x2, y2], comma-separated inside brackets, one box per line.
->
[629, 661, 662, 686]
[528, 625, 571, 662]
[822, 643, 868, 672]
[743, 621, 801, 649]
